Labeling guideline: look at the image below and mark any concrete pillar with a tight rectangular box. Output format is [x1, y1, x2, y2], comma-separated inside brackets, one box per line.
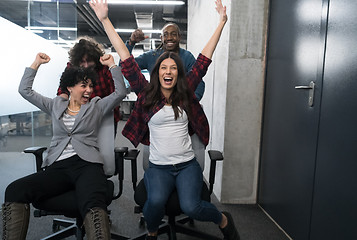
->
[187, 0, 269, 203]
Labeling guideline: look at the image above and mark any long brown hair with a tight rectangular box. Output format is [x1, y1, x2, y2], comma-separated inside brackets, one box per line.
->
[143, 52, 192, 120]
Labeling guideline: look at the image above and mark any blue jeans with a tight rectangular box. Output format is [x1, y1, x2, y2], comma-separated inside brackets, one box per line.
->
[143, 158, 222, 232]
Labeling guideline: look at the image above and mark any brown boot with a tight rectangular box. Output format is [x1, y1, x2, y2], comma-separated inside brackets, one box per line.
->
[83, 207, 111, 240]
[2, 202, 30, 240]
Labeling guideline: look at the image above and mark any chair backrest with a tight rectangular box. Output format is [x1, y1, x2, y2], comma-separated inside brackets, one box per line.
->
[142, 133, 205, 171]
[98, 112, 115, 176]
[190, 133, 205, 170]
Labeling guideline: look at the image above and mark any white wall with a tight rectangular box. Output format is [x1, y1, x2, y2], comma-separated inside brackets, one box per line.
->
[0, 17, 68, 116]
[188, 0, 231, 200]
[188, 0, 269, 203]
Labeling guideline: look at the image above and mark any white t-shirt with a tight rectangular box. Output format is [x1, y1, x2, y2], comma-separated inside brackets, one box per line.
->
[148, 105, 195, 165]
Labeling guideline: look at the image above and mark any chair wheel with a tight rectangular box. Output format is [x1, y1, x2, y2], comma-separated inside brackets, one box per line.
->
[52, 223, 61, 232]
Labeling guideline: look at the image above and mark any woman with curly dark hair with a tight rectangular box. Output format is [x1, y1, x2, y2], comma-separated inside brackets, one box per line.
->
[2, 52, 126, 240]
[57, 36, 123, 135]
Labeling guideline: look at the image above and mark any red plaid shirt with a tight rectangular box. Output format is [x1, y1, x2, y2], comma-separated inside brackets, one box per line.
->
[57, 62, 121, 123]
[121, 54, 211, 147]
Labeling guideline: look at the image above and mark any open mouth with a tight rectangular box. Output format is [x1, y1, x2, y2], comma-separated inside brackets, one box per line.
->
[166, 42, 175, 47]
[164, 77, 173, 84]
[82, 94, 90, 102]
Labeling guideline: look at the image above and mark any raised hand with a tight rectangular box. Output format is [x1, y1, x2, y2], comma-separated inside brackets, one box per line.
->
[129, 29, 149, 45]
[89, 0, 131, 61]
[89, 0, 108, 22]
[30, 52, 51, 70]
[36, 52, 50, 64]
[201, 0, 228, 59]
[100, 54, 115, 67]
[215, 0, 227, 24]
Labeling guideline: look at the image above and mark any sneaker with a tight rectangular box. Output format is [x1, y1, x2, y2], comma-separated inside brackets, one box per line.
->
[219, 211, 240, 240]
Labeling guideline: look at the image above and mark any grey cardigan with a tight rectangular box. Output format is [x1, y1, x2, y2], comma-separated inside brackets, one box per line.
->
[19, 66, 126, 167]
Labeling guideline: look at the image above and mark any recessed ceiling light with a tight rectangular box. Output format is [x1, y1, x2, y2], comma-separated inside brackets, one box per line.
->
[107, 0, 185, 5]
[25, 26, 77, 31]
[115, 28, 161, 34]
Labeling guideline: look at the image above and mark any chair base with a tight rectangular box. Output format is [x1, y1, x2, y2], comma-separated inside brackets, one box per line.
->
[41, 218, 83, 240]
[130, 215, 221, 240]
[39, 217, 129, 240]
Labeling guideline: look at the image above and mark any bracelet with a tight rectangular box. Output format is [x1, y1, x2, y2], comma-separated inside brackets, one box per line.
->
[109, 64, 117, 70]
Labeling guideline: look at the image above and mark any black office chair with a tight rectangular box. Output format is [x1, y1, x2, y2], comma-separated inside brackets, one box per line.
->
[126, 134, 224, 240]
[23, 113, 138, 240]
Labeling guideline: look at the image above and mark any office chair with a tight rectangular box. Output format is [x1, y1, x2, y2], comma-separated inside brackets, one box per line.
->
[126, 134, 224, 240]
[23, 113, 138, 240]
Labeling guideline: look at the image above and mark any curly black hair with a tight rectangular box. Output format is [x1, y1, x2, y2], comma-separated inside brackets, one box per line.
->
[68, 36, 104, 70]
[59, 66, 97, 93]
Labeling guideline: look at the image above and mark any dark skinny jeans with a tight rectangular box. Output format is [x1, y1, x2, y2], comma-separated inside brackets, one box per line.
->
[5, 155, 108, 218]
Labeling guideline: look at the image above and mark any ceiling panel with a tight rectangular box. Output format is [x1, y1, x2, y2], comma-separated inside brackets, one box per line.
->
[0, 0, 187, 50]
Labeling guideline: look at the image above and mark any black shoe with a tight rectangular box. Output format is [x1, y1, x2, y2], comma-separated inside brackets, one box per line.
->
[219, 211, 240, 240]
[145, 235, 158, 240]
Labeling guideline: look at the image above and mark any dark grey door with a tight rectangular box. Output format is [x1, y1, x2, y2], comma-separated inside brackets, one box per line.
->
[258, 0, 327, 239]
[260, 0, 357, 239]
[309, 0, 357, 238]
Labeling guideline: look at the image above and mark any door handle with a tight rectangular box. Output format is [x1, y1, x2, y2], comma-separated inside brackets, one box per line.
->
[295, 81, 315, 107]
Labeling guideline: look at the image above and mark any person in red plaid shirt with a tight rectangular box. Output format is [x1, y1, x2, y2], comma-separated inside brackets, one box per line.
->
[57, 36, 122, 136]
[91, 0, 239, 239]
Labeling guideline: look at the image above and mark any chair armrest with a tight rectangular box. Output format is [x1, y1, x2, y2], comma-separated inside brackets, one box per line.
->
[114, 147, 128, 176]
[208, 150, 224, 161]
[208, 150, 224, 194]
[24, 146, 47, 172]
[124, 149, 140, 191]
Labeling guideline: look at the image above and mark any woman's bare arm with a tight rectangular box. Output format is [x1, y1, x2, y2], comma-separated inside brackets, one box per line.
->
[201, 0, 228, 59]
[89, 0, 131, 61]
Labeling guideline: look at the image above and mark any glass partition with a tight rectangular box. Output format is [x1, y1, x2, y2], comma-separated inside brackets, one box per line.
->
[0, 0, 77, 50]
[0, 111, 52, 152]
[0, 0, 73, 152]
[27, 0, 77, 49]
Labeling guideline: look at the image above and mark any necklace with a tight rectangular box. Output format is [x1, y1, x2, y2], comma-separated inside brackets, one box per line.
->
[67, 107, 80, 113]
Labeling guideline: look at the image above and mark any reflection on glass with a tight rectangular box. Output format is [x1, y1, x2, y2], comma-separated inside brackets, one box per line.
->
[0, 111, 53, 152]
[0, 1, 80, 152]
[27, 0, 77, 49]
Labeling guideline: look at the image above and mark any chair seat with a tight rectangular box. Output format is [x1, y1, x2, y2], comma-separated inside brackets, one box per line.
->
[32, 180, 114, 218]
[134, 179, 211, 216]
